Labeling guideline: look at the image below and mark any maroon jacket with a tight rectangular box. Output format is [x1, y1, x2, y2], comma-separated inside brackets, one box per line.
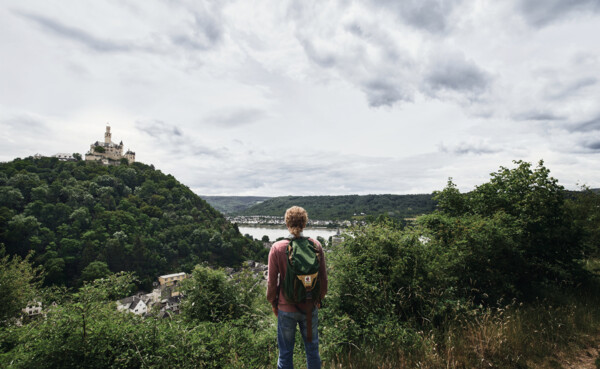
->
[267, 237, 328, 312]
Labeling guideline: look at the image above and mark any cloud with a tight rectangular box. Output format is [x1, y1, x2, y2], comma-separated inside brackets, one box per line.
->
[0, 112, 73, 160]
[136, 120, 183, 138]
[424, 52, 491, 97]
[2, 114, 50, 133]
[566, 115, 600, 133]
[581, 139, 600, 151]
[298, 34, 415, 107]
[184, 146, 467, 196]
[366, 0, 465, 33]
[169, 12, 224, 51]
[544, 76, 598, 100]
[513, 111, 565, 121]
[298, 38, 337, 69]
[203, 108, 266, 128]
[363, 79, 413, 107]
[439, 140, 501, 156]
[14, 11, 138, 52]
[135, 120, 224, 158]
[291, 2, 493, 108]
[14, 3, 226, 55]
[516, 0, 600, 27]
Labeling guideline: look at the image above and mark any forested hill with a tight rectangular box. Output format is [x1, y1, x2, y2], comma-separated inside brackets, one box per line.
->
[239, 194, 437, 220]
[0, 156, 266, 290]
[201, 196, 271, 214]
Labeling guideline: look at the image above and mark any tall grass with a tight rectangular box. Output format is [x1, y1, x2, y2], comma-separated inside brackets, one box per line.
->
[325, 280, 600, 369]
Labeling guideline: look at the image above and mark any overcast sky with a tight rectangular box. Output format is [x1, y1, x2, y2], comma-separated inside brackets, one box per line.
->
[1, 0, 599, 196]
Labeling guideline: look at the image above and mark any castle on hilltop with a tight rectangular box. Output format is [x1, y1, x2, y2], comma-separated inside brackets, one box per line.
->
[85, 125, 135, 165]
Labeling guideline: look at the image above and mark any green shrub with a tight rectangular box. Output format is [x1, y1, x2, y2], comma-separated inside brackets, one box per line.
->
[181, 265, 265, 324]
[433, 160, 585, 298]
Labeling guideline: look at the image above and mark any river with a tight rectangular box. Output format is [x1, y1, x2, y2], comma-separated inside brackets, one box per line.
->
[238, 225, 339, 241]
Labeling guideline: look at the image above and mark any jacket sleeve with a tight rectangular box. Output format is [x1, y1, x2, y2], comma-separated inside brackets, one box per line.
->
[266, 246, 279, 309]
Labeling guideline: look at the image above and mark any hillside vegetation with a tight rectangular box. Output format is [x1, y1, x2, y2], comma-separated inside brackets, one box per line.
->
[201, 195, 271, 214]
[240, 193, 436, 220]
[0, 156, 266, 290]
[2, 160, 600, 368]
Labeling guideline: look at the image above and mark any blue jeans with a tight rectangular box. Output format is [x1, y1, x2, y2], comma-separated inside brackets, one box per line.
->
[277, 308, 321, 369]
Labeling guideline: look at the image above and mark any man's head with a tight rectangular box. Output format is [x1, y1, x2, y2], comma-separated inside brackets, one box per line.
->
[285, 206, 308, 237]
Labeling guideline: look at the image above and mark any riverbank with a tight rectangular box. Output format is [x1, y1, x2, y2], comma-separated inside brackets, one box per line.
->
[238, 224, 341, 241]
[228, 215, 353, 228]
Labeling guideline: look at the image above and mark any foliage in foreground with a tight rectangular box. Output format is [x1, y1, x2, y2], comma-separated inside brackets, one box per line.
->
[320, 160, 598, 366]
[0, 248, 42, 326]
[2, 160, 600, 368]
[0, 271, 281, 369]
[324, 283, 600, 368]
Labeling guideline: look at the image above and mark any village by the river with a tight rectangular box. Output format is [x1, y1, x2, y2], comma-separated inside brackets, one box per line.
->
[237, 225, 340, 242]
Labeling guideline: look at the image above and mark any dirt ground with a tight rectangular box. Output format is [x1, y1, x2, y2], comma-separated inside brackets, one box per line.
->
[558, 343, 599, 369]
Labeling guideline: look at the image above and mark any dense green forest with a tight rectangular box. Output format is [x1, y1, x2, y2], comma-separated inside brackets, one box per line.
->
[2, 160, 600, 368]
[0, 156, 267, 290]
[201, 196, 271, 214]
[239, 194, 436, 220]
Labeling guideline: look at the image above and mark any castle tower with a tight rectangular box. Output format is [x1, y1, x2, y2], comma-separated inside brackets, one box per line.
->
[105, 125, 112, 144]
[86, 125, 134, 165]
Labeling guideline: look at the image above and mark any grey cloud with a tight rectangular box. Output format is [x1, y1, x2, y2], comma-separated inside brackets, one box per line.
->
[170, 13, 223, 51]
[0, 115, 62, 160]
[192, 146, 224, 157]
[184, 151, 365, 195]
[204, 108, 266, 128]
[517, 0, 600, 27]
[187, 148, 450, 196]
[546, 76, 598, 100]
[363, 79, 412, 107]
[294, 10, 419, 108]
[567, 115, 600, 132]
[0, 115, 51, 139]
[299, 37, 413, 107]
[189, 150, 452, 196]
[15, 8, 223, 54]
[425, 53, 491, 95]
[582, 140, 600, 151]
[136, 120, 183, 138]
[135, 120, 224, 158]
[513, 111, 565, 121]
[367, 0, 464, 33]
[2, 115, 49, 132]
[193, 13, 222, 44]
[14, 11, 136, 52]
[439, 141, 500, 155]
[299, 39, 337, 68]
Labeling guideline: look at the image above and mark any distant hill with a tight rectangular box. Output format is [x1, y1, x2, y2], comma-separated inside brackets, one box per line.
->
[239, 194, 437, 220]
[0, 156, 267, 290]
[201, 196, 271, 214]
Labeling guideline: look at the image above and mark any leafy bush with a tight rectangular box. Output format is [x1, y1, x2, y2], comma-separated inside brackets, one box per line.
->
[0, 247, 42, 325]
[433, 160, 585, 297]
[321, 221, 462, 357]
[321, 160, 590, 362]
[0, 271, 278, 369]
[181, 265, 269, 327]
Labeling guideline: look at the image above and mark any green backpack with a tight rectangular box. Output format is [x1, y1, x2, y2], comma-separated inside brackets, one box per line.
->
[282, 237, 321, 305]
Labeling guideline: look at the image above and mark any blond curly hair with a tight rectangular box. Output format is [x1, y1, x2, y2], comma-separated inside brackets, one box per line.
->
[285, 206, 308, 237]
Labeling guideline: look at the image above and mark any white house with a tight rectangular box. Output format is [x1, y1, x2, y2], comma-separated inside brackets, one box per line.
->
[22, 301, 43, 316]
[117, 296, 148, 315]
